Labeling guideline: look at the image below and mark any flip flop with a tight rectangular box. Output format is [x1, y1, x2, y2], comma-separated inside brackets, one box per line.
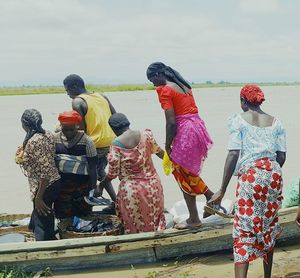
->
[84, 196, 112, 206]
[174, 221, 202, 230]
[204, 205, 234, 219]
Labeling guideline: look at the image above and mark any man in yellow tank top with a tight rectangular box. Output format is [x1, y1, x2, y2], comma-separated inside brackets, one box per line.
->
[63, 74, 116, 212]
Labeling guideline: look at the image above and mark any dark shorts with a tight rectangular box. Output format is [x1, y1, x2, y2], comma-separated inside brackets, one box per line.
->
[96, 147, 110, 181]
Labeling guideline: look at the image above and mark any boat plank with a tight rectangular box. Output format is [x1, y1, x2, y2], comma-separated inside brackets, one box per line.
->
[0, 207, 298, 272]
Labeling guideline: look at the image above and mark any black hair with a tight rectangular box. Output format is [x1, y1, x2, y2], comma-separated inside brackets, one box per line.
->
[108, 113, 130, 130]
[21, 109, 45, 147]
[63, 74, 86, 91]
[146, 62, 192, 92]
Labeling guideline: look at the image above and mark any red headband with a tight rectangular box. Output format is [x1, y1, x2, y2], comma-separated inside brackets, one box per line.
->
[58, 111, 82, 125]
[240, 84, 265, 105]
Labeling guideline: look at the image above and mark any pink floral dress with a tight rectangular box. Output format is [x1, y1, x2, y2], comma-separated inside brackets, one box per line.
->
[107, 129, 166, 234]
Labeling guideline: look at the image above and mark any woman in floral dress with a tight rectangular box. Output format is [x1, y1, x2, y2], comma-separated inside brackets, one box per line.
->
[97, 113, 166, 234]
[208, 85, 286, 278]
[16, 109, 61, 240]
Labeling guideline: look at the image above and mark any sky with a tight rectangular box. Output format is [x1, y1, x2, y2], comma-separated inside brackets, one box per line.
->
[0, 0, 300, 86]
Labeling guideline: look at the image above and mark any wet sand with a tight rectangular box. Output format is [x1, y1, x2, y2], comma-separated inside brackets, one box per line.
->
[1, 85, 300, 213]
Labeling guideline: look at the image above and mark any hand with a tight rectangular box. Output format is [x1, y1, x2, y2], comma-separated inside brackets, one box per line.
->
[94, 182, 104, 197]
[296, 207, 300, 228]
[166, 147, 172, 158]
[15, 146, 24, 164]
[207, 189, 225, 206]
[34, 196, 51, 216]
[16, 145, 23, 155]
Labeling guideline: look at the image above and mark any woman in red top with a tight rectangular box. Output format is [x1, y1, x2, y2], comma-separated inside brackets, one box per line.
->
[147, 62, 214, 228]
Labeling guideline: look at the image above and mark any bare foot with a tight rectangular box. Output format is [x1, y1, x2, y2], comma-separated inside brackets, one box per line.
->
[174, 219, 202, 230]
[186, 218, 201, 226]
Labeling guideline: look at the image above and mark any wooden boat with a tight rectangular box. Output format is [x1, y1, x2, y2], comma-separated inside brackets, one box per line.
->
[0, 207, 299, 272]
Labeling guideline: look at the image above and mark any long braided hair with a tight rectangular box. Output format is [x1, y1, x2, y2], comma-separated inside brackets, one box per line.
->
[146, 62, 191, 93]
[21, 109, 45, 148]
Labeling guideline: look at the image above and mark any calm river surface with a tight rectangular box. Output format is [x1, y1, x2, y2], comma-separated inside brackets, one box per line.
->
[1, 86, 299, 213]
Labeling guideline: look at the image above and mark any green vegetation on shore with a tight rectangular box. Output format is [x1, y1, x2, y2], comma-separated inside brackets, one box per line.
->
[0, 82, 299, 96]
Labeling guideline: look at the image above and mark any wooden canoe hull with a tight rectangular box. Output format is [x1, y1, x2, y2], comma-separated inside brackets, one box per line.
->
[0, 207, 299, 272]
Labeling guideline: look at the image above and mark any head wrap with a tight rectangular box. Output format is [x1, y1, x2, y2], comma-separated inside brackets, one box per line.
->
[21, 109, 45, 147]
[240, 84, 265, 105]
[58, 111, 82, 125]
[108, 113, 130, 129]
[146, 62, 192, 92]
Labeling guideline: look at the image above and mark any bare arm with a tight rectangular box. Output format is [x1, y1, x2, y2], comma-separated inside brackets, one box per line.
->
[208, 150, 240, 205]
[94, 175, 113, 197]
[276, 151, 286, 167]
[72, 97, 87, 131]
[165, 109, 177, 154]
[156, 149, 164, 159]
[35, 178, 51, 216]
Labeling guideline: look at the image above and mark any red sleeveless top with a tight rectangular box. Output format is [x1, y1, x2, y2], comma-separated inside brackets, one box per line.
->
[156, 86, 198, 116]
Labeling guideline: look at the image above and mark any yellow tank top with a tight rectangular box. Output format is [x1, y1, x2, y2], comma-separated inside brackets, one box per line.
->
[79, 93, 115, 148]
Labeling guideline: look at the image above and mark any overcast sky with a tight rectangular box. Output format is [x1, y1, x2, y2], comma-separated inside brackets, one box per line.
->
[0, 0, 299, 86]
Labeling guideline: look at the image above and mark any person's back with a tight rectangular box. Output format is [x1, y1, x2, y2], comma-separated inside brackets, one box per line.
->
[156, 83, 198, 116]
[112, 129, 160, 179]
[229, 111, 286, 172]
[78, 93, 115, 148]
[103, 113, 165, 234]
[241, 110, 274, 127]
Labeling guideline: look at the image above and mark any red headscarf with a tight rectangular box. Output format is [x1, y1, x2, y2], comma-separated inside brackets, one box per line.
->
[58, 111, 82, 125]
[240, 84, 265, 105]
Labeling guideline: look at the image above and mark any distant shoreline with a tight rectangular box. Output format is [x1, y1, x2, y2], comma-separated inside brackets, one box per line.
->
[0, 83, 299, 96]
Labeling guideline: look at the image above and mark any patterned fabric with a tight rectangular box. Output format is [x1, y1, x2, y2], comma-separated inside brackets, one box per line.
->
[172, 162, 208, 196]
[233, 158, 283, 264]
[54, 181, 91, 219]
[107, 129, 166, 234]
[55, 154, 89, 175]
[21, 131, 61, 200]
[54, 131, 97, 157]
[228, 113, 287, 175]
[54, 131, 97, 176]
[54, 131, 96, 218]
[171, 114, 213, 176]
[240, 84, 265, 105]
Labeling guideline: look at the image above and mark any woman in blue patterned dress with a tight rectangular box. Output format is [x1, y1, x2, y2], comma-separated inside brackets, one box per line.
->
[208, 85, 286, 278]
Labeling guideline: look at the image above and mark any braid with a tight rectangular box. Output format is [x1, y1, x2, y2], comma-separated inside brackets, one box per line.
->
[21, 109, 45, 147]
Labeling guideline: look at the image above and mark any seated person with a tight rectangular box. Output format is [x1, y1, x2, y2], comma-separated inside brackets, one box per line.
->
[54, 111, 97, 219]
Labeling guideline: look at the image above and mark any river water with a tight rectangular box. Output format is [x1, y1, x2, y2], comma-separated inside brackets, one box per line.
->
[1, 86, 299, 214]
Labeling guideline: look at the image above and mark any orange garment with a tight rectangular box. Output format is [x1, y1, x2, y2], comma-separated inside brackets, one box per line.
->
[172, 162, 208, 196]
[156, 86, 198, 115]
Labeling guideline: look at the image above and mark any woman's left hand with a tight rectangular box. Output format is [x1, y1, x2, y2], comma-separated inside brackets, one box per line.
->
[34, 196, 51, 216]
[15, 146, 24, 164]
